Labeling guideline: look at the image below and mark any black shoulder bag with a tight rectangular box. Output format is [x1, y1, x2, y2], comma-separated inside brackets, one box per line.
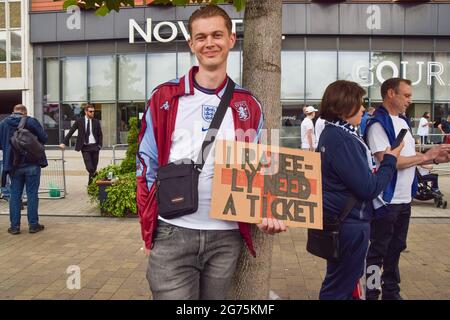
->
[306, 195, 357, 262]
[156, 80, 235, 219]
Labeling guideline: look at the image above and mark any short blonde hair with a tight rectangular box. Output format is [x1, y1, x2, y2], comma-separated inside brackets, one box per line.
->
[13, 104, 27, 114]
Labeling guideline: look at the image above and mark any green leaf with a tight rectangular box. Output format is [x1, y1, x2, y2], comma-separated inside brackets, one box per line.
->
[63, 0, 78, 10]
[95, 4, 111, 16]
[172, 0, 189, 6]
[233, 0, 245, 12]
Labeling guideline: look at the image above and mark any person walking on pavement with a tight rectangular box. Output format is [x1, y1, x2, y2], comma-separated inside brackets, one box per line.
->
[364, 78, 450, 300]
[60, 104, 103, 185]
[0, 104, 47, 235]
[417, 112, 434, 145]
[137, 5, 286, 300]
[301, 106, 318, 151]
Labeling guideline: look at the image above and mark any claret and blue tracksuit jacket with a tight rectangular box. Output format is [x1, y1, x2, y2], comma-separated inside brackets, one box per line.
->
[137, 67, 264, 255]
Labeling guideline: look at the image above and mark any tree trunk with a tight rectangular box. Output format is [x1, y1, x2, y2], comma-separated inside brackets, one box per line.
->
[229, 0, 283, 300]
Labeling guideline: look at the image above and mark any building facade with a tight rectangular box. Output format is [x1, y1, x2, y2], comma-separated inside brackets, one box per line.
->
[0, 0, 33, 119]
[28, 1, 450, 147]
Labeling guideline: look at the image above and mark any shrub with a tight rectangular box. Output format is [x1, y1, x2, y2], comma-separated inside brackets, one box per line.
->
[103, 172, 137, 217]
[120, 117, 138, 173]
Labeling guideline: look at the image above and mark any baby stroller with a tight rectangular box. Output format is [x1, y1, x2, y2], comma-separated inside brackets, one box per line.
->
[414, 168, 447, 209]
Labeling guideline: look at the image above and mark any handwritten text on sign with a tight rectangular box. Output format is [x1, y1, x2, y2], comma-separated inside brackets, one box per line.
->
[210, 141, 323, 229]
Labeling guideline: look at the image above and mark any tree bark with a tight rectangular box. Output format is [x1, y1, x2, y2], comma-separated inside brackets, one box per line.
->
[229, 0, 283, 300]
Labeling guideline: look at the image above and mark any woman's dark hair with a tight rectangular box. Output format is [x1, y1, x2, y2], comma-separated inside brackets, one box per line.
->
[422, 112, 430, 118]
[319, 80, 366, 122]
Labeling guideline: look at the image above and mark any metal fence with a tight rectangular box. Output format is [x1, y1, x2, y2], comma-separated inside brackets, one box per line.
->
[112, 144, 128, 165]
[39, 145, 67, 199]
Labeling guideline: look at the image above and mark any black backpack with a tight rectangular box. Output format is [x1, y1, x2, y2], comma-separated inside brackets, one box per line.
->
[10, 116, 45, 164]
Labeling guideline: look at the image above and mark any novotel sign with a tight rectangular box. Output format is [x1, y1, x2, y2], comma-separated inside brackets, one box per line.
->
[129, 18, 243, 43]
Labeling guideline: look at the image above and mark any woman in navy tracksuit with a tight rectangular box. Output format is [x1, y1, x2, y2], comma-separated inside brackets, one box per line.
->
[317, 81, 402, 300]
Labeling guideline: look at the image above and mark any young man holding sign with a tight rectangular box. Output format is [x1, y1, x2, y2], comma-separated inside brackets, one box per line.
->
[137, 5, 286, 300]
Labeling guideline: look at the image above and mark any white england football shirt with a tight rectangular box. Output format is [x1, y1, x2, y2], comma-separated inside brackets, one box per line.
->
[159, 85, 239, 230]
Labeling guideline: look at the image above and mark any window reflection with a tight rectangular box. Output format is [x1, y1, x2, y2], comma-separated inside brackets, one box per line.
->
[434, 53, 450, 101]
[89, 55, 116, 101]
[119, 54, 145, 101]
[62, 57, 87, 102]
[45, 58, 59, 102]
[306, 51, 337, 100]
[147, 52, 176, 94]
[338, 51, 370, 86]
[281, 51, 304, 100]
[370, 52, 401, 101]
[403, 53, 432, 101]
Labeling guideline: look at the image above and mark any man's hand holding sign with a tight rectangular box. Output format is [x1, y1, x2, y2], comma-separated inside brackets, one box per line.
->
[210, 140, 323, 231]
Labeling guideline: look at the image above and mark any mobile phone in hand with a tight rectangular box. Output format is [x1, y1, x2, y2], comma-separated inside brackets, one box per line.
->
[391, 128, 408, 150]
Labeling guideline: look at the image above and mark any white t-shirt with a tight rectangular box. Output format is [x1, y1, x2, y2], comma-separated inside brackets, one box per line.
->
[315, 117, 326, 147]
[84, 116, 96, 144]
[417, 117, 429, 136]
[160, 87, 239, 230]
[366, 115, 416, 204]
[301, 117, 315, 149]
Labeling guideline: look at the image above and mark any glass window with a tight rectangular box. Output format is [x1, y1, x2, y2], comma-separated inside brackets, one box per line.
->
[9, 1, 20, 28]
[89, 55, 116, 101]
[60, 103, 85, 145]
[118, 102, 145, 144]
[43, 104, 60, 145]
[45, 58, 59, 102]
[0, 3, 5, 29]
[62, 57, 87, 102]
[402, 53, 432, 101]
[92, 103, 117, 147]
[147, 52, 176, 94]
[10, 61, 20, 77]
[281, 50, 304, 100]
[0, 31, 5, 62]
[338, 51, 370, 87]
[370, 52, 401, 101]
[0, 63, 5, 77]
[306, 51, 337, 100]
[227, 50, 241, 86]
[118, 54, 145, 101]
[10, 30, 20, 61]
[178, 51, 197, 78]
[434, 53, 450, 101]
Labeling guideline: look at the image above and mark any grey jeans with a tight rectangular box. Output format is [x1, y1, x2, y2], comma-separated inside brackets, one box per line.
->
[147, 220, 242, 300]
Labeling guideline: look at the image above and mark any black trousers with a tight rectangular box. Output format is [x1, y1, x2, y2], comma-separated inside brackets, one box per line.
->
[81, 144, 100, 184]
[366, 203, 411, 299]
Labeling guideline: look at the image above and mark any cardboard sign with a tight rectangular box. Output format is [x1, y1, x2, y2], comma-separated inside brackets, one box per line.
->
[210, 140, 323, 229]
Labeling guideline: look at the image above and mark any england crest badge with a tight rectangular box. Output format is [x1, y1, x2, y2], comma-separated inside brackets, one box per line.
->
[202, 105, 217, 123]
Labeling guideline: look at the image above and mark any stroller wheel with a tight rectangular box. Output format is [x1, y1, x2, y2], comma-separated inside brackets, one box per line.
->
[435, 200, 442, 208]
[443, 201, 448, 210]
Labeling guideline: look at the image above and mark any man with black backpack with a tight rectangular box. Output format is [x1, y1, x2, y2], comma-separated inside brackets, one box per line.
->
[0, 104, 47, 235]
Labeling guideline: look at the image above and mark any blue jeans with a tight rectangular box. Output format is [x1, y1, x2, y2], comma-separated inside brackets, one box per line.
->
[9, 165, 41, 228]
[147, 221, 242, 300]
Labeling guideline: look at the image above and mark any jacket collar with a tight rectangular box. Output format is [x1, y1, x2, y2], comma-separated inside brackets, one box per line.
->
[178, 66, 230, 99]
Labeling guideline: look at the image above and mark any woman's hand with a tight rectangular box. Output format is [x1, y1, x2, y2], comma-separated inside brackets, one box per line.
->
[384, 141, 404, 159]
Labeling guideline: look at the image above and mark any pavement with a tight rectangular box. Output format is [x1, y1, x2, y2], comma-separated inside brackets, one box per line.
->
[0, 151, 449, 300]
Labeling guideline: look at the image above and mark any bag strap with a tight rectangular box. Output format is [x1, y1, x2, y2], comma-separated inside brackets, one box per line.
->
[18, 116, 27, 130]
[195, 79, 235, 171]
[338, 195, 358, 223]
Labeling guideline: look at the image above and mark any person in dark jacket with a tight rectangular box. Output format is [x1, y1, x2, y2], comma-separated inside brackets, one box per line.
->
[59, 104, 103, 185]
[0, 104, 48, 235]
[316, 81, 402, 300]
